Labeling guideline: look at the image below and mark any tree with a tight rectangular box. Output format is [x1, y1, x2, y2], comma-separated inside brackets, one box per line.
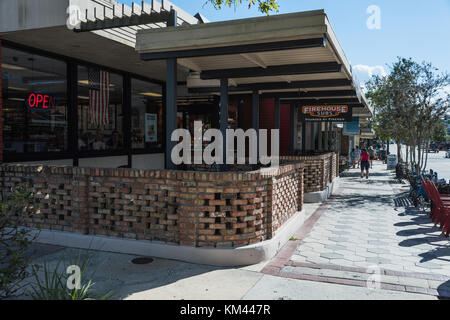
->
[366, 57, 449, 173]
[432, 121, 447, 143]
[207, 0, 279, 15]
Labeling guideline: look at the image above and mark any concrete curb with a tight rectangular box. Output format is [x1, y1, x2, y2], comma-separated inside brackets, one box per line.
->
[31, 208, 306, 267]
[304, 177, 340, 203]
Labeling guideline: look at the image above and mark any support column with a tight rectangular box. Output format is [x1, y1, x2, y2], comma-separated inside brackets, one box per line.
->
[318, 122, 323, 152]
[311, 122, 316, 152]
[124, 75, 132, 168]
[252, 90, 259, 169]
[301, 121, 306, 153]
[290, 103, 296, 155]
[0, 37, 3, 165]
[325, 122, 330, 151]
[274, 98, 280, 130]
[335, 126, 339, 152]
[68, 62, 78, 167]
[165, 10, 178, 170]
[220, 78, 228, 171]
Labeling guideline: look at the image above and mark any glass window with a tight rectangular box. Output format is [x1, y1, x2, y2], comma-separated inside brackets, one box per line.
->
[1, 47, 68, 154]
[131, 78, 162, 150]
[77, 66, 124, 152]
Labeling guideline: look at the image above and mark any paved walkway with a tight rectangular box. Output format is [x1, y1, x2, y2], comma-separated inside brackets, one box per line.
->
[262, 161, 450, 298]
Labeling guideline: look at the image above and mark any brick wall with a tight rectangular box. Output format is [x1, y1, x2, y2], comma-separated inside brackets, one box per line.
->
[281, 152, 338, 193]
[0, 163, 304, 248]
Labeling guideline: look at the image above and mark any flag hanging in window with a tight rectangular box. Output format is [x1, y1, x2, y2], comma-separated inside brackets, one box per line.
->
[88, 68, 110, 126]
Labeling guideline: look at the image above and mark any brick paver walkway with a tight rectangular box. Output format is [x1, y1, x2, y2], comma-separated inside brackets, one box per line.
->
[262, 162, 450, 298]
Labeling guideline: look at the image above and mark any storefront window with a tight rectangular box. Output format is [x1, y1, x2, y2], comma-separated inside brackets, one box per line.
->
[1, 47, 68, 154]
[131, 78, 162, 150]
[77, 66, 124, 152]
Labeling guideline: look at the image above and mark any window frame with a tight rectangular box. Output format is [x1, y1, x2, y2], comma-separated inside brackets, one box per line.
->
[130, 77, 164, 153]
[1, 40, 165, 165]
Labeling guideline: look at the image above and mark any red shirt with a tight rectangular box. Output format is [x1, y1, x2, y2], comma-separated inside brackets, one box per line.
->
[361, 152, 370, 162]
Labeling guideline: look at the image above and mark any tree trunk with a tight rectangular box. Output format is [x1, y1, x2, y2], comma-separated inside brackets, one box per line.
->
[416, 144, 421, 174]
[423, 140, 430, 172]
[406, 145, 409, 164]
[397, 143, 402, 162]
[420, 142, 426, 172]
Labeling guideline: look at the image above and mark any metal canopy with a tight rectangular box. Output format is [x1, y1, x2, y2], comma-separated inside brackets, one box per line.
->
[187, 79, 353, 94]
[72, 0, 201, 45]
[279, 98, 361, 105]
[261, 90, 357, 99]
[135, 10, 372, 117]
[140, 37, 326, 60]
[200, 62, 343, 80]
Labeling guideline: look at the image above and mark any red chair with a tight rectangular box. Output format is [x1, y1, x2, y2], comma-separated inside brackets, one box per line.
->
[427, 180, 450, 236]
[422, 177, 440, 221]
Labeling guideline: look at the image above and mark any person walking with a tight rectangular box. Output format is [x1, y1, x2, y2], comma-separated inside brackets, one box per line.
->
[360, 148, 371, 179]
[355, 146, 361, 169]
[350, 148, 356, 169]
[368, 146, 375, 169]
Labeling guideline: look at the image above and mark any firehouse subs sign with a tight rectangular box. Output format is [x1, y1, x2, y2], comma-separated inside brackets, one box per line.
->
[299, 105, 353, 122]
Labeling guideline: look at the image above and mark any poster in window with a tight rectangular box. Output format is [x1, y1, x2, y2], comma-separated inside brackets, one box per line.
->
[145, 113, 158, 143]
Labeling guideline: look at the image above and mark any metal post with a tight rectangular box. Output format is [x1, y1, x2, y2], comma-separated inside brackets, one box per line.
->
[290, 103, 296, 155]
[302, 121, 306, 153]
[220, 78, 228, 171]
[325, 122, 330, 151]
[123, 75, 132, 168]
[67, 62, 78, 167]
[311, 122, 316, 152]
[252, 90, 259, 169]
[318, 122, 323, 152]
[165, 9, 178, 170]
[274, 98, 280, 130]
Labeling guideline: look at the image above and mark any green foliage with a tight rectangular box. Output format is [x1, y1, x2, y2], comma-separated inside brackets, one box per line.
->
[207, 0, 279, 15]
[28, 249, 115, 300]
[0, 185, 40, 299]
[365, 57, 449, 170]
[432, 121, 447, 143]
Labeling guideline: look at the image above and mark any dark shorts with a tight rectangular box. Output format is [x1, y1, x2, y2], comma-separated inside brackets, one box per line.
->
[361, 161, 370, 170]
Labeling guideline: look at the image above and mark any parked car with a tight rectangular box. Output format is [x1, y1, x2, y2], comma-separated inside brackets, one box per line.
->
[446, 148, 450, 158]
[428, 144, 440, 153]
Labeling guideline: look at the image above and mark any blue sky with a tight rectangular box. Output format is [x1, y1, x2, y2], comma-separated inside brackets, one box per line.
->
[118, 0, 450, 85]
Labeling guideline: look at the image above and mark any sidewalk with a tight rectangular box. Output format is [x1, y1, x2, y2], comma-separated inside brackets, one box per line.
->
[260, 161, 450, 298]
[13, 161, 449, 300]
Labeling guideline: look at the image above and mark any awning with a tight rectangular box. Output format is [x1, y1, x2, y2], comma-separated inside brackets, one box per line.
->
[136, 9, 372, 118]
[0, 0, 201, 81]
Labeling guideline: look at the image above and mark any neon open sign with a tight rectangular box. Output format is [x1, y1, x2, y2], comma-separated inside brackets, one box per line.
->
[26, 92, 58, 111]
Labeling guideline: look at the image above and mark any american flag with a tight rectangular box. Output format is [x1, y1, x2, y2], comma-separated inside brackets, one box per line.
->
[88, 68, 110, 126]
